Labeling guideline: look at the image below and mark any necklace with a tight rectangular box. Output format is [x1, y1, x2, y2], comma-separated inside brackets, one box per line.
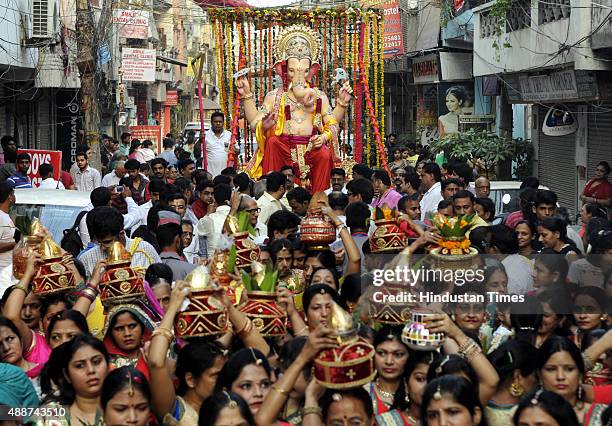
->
[376, 380, 395, 400]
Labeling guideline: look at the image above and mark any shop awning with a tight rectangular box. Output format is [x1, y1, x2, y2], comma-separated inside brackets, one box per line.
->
[196, 0, 250, 7]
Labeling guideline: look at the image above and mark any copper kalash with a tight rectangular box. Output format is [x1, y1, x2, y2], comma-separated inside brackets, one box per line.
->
[174, 266, 229, 339]
[314, 302, 376, 389]
[299, 193, 337, 250]
[31, 237, 77, 296]
[99, 242, 145, 309]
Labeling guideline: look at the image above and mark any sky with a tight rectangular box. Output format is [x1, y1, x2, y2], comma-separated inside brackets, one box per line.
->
[247, 0, 298, 6]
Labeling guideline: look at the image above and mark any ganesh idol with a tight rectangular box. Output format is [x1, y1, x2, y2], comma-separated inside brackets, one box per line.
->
[235, 24, 353, 193]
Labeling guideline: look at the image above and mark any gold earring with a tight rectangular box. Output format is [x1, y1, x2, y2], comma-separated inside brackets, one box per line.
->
[510, 381, 524, 397]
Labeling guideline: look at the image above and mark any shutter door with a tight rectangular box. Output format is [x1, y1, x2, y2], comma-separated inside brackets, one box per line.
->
[587, 103, 612, 177]
[537, 106, 577, 217]
[37, 94, 51, 150]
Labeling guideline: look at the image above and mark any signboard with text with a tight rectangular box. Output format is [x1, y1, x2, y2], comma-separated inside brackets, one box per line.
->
[412, 54, 439, 84]
[165, 90, 178, 106]
[17, 149, 62, 187]
[121, 48, 156, 82]
[129, 126, 163, 153]
[113, 9, 149, 39]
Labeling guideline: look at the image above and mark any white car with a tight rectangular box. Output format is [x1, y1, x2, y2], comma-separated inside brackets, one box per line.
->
[182, 121, 211, 140]
[11, 189, 92, 243]
[488, 181, 549, 215]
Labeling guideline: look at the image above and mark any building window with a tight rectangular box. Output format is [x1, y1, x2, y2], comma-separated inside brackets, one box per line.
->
[506, 0, 531, 32]
[538, 0, 571, 24]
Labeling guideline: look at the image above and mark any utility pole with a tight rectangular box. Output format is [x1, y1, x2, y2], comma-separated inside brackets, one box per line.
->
[76, 0, 102, 171]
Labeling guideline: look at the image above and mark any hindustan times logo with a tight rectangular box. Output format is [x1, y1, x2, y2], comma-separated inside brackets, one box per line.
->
[372, 266, 485, 287]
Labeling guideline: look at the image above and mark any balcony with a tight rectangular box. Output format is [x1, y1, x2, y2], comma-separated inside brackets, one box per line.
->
[473, 0, 610, 77]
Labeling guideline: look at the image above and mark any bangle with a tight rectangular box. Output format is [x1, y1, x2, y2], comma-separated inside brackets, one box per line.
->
[235, 318, 250, 335]
[303, 406, 322, 417]
[237, 319, 254, 338]
[336, 99, 349, 108]
[152, 327, 174, 343]
[295, 326, 309, 336]
[85, 283, 100, 295]
[79, 288, 97, 303]
[13, 284, 29, 294]
[272, 385, 290, 396]
[582, 352, 595, 371]
[241, 93, 254, 101]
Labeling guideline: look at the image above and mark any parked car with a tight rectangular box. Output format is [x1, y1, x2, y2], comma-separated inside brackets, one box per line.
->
[182, 121, 211, 140]
[489, 181, 549, 223]
[11, 189, 91, 243]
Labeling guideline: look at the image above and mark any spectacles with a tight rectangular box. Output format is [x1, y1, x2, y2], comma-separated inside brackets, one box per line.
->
[245, 208, 261, 214]
[182, 232, 194, 237]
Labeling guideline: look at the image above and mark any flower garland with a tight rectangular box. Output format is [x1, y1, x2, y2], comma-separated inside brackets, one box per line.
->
[378, 13, 385, 159]
[373, 14, 380, 168]
[364, 14, 371, 167]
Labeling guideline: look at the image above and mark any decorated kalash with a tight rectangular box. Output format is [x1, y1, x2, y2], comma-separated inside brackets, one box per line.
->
[428, 213, 479, 270]
[13, 218, 77, 296]
[314, 302, 376, 388]
[366, 206, 413, 325]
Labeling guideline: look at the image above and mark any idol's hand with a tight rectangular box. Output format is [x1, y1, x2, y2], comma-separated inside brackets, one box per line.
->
[309, 134, 327, 150]
[337, 81, 353, 105]
[235, 75, 252, 97]
[262, 111, 277, 131]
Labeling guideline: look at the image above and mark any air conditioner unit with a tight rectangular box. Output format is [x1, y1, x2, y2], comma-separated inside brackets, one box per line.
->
[28, 0, 58, 41]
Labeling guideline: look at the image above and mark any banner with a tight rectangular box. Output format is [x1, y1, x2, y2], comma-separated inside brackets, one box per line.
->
[367, 0, 404, 58]
[55, 90, 82, 170]
[17, 149, 62, 187]
[165, 90, 178, 106]
[113, 9, 149, 39]
[129, 126, 163, 153]
[121, 48, 156, 82]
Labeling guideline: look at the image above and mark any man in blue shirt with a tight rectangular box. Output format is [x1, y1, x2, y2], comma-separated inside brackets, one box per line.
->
[6, 153, 32, 188]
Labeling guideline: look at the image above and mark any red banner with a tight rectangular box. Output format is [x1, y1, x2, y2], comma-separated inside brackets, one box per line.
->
[129, 125, 163, 154]
[17, 149, 62, 187]
[165, 90, 178, 106]
[377, 0, 405, 58]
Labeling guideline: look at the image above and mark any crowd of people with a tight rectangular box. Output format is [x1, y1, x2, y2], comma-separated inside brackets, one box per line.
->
[0, 127, 609, 426]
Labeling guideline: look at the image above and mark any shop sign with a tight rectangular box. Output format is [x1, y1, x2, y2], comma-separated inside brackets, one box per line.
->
[412, 55, 439, 84]
[519, 70, 578, 101]
[113, 9, 149, 39]
[165, 90, 178, 106]
[121, 48, 156, 82]
[16, 149, 62, 187]
[542, 105, 578, 136]
[129, 126, 163, 153]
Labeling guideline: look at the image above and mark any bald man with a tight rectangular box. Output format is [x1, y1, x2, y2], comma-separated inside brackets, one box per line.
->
[474, 176, 491, 198]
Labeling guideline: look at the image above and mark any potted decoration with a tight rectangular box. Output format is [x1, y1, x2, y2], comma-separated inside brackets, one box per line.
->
[13, 217, 45, 279]
[314, 302, 376, 389]
[299, 193, 337, 250]
[99, 242, 145, 309]
[239, 261, 286, 336]
[225, 211, 260, 272]
[401, 308, 445, 351]
[429, 214, 479, 270]
[31, 237, 77, 296]
[174, 266, 229, 338]
[369, 206, 407, 253]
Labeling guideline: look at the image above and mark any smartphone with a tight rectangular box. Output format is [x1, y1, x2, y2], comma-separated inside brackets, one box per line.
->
[115, 185, 124, 193]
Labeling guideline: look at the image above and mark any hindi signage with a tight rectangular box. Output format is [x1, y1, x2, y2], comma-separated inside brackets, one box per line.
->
[17, 149, 62, 187]
[113, 9, 149, 39]
[165, 90, 178, 106]
[122, 48, 156, 82]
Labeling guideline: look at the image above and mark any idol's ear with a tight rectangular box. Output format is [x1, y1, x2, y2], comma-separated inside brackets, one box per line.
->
[306, 63, 320, 82]
[274, 62, 285, 78]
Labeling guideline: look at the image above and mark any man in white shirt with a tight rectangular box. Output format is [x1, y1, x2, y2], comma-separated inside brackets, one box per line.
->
[257, 172, 286, 226]
[38, 163, 65, 189]
[78, 206, 160, 279]
[101, 160, 126, 188]
[420, 163, 444, 220]
[0, 182, 16, 269]
[72, 152, 101, 191]
[486, 224, 534, 294]
[324, 168, 348, 195]
[195, 183, 232, 257]
[79, 187, 143, 248]
[204, 112, 232, 177]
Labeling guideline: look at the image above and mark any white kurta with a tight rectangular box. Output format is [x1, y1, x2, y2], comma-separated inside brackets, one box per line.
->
[204, 129, 231, 177]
